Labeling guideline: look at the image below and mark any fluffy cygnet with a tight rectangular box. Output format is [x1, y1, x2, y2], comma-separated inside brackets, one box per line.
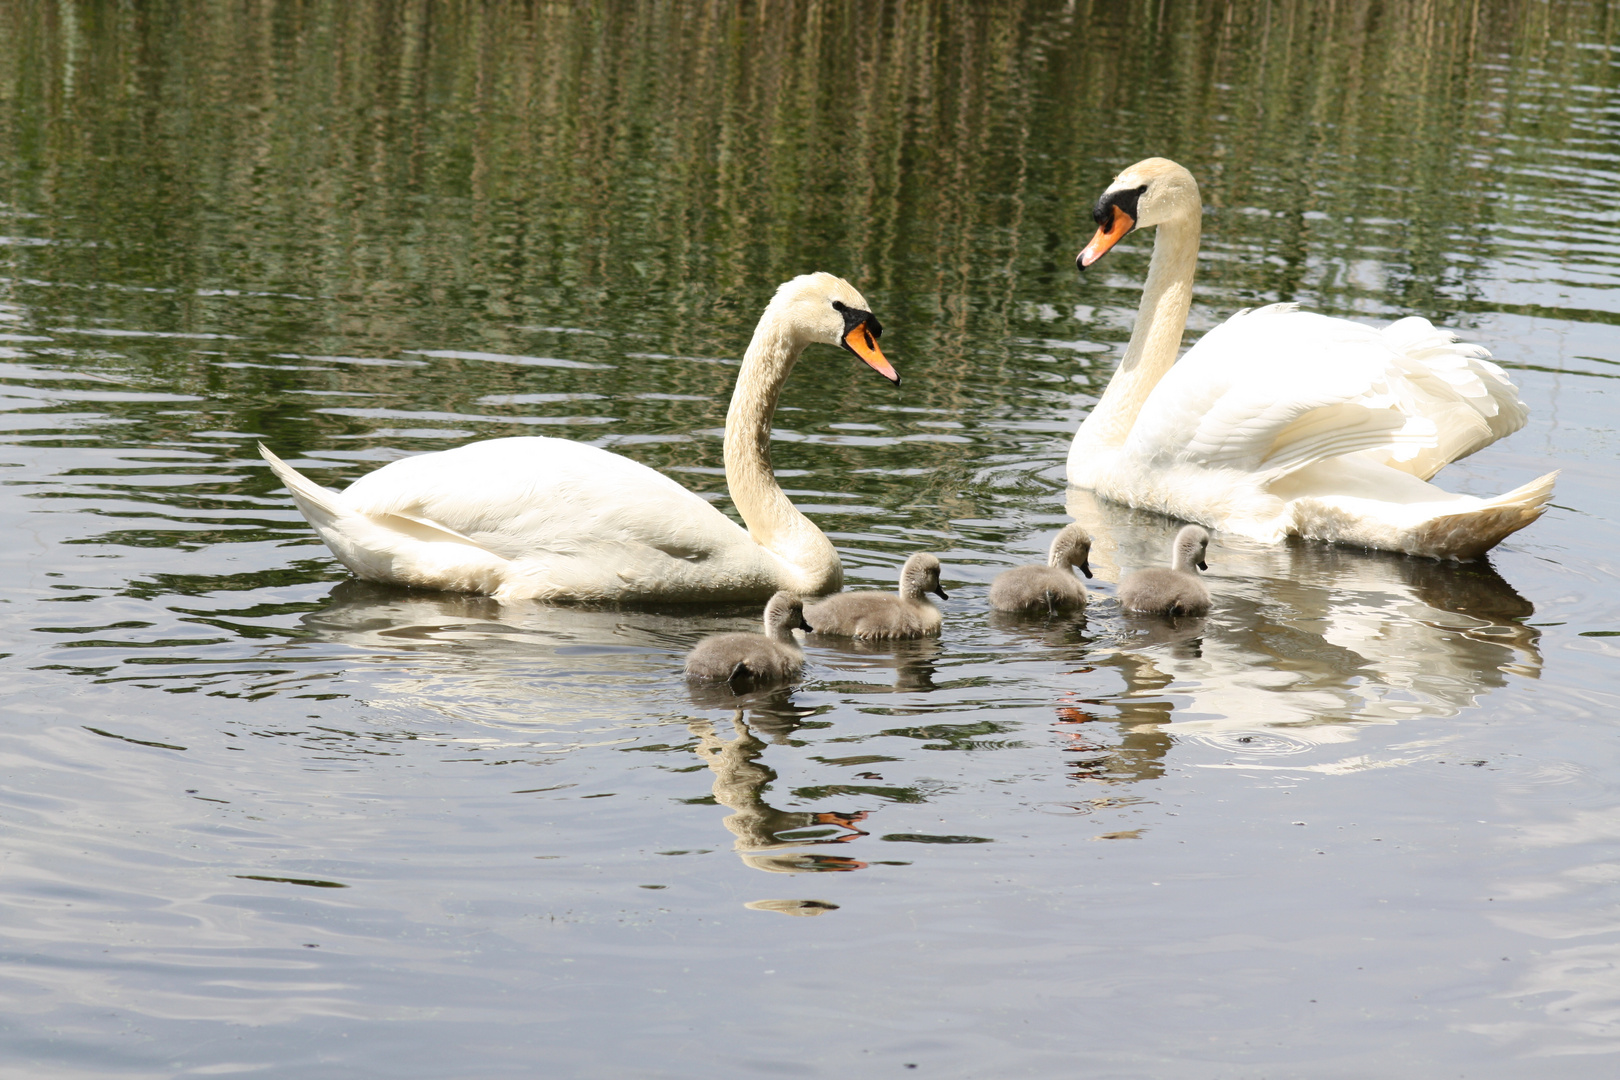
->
[988, 523, 1093, 614]
[685, 591, 811, 685]
[803, 552, 948, 639]
[1119, 525, 1212, 616]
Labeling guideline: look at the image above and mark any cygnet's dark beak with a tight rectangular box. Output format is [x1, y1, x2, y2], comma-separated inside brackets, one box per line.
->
[797, 614, 814, 633]
[1079, 558, 1093, 579]
[933, 583, 949, 601]
[1197, 558, 1209, 571]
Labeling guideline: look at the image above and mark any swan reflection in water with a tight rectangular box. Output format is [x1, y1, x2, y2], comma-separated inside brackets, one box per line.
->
[687, 699, 870, 874]
[295, 580, 743, 732]
[298, 584, 876, 882]
[1060, 488, 1542, 770]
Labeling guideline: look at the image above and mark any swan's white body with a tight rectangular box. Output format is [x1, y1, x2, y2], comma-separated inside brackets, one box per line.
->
[261, 273, 898, 603]
[263, 436, 800, 602]
[1068, 158, 1555, 560]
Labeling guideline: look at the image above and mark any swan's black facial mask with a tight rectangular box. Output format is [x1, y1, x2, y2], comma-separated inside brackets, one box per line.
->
[1076, 183, 1148, 271]
[831, 299, 899, 385]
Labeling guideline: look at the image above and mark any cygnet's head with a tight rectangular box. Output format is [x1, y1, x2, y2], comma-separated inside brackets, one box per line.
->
[1172, 525, 1210, 573]
[1077, 157, 1201, 270]
[899, 552, 949, 602]
[1048, 523, 1094, 578]
[766, 272, 899, 385]
[763, 591, 813, 636]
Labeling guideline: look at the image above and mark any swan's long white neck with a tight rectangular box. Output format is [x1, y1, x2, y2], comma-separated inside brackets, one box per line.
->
[724, 314, 842, 593]
[1076, 205, 1202, 449]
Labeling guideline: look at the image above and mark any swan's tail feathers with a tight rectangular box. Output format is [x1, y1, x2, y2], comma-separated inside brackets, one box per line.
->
[1411, 470, 1559, 560]
[258, 443, 511, 594]
[258, 443, 349, 535]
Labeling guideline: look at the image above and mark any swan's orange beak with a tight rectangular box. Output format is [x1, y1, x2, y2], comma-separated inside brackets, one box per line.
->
[844, 321, 900, 385]
[1077, 207, 1135, 270]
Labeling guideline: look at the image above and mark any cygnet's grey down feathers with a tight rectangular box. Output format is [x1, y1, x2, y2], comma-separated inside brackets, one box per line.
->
[1119, 525, 1212, 616]
[803, 552, 948, 639]
[989, 523, 1093, 613]
[685, 591, 811, 684]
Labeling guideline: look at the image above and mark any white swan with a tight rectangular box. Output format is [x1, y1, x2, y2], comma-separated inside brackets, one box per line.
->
[260, 272, 898, 603]
[1068, 157, 1556, 560]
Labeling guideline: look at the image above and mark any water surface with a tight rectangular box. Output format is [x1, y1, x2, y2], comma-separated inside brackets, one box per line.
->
[4, 1, 1620, 1076]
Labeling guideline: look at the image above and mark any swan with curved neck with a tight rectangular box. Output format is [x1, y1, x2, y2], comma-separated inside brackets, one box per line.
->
[260, 272, 898, 603]
[1069, 157, 1556, 560]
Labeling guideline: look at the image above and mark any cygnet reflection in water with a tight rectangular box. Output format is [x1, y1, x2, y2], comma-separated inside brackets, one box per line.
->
[684, 684, 814, 745]
[689, 711, 870, 874]
[804, 552, 948, 639]
[1065, 487, 1542, 742]
[743, 898, 840, 916]
[1119, 613, 1208, 660]
[809, 635, 942, 698]
[986, 609, 1092, 665]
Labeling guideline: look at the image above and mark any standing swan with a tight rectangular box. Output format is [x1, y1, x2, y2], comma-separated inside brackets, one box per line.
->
[1070, 158, 1556, 560]
[1119, 525, 1212, 617]
[259, 273, 898, 603]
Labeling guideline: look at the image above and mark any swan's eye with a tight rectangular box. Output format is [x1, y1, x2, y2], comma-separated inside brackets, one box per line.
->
[832, 299, 873, 339]
[1093, 183, 1149, 227]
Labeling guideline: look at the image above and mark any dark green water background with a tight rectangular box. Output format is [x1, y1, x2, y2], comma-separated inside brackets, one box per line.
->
[4, 1, 1620, 1076]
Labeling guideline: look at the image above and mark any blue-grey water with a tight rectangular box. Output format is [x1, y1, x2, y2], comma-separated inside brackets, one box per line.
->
[3, 2, 1620, 1076]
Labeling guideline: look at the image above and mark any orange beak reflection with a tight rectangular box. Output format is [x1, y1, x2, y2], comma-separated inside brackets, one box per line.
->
[1078, 207, 1136, 269]
[844, 321, 900, 385]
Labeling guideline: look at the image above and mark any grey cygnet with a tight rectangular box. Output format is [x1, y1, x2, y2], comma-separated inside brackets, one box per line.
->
[685, 591, 811, 685]
[1119, 525, 1212, 616]
[803, 552, 948, 639]
[988, 523, 1093, 614]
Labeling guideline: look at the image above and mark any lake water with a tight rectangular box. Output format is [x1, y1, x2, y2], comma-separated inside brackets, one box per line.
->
[4, 1, 1620, 1076]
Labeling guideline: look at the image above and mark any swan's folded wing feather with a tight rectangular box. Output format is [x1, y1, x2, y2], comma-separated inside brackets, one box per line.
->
[1125, 308, 1524, 483]
[1127, 309, 1424, 479]
[340, 435, 752, 562]
[1258, 403, 1437, 477]
[1371, 317, 1529, 478]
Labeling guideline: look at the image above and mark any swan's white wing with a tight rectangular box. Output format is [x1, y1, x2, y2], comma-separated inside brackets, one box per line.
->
[1373, 316, 1529, 479]
[341, 436, 753, 564]
[1125, 306, 1526, 483]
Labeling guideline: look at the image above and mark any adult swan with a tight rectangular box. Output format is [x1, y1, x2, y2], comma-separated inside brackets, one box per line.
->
[260, 273, 898, 603]
[1069, 157, 1556, 560]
